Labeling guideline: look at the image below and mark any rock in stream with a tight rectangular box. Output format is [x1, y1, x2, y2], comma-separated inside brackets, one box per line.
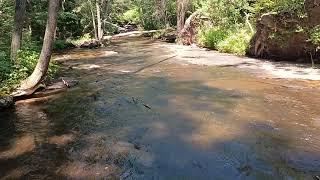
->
[0, 96, 13, 109]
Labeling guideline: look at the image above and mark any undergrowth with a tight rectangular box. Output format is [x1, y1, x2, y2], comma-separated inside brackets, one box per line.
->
[197, 26, 253, 55]
[0, 36, 60, 95]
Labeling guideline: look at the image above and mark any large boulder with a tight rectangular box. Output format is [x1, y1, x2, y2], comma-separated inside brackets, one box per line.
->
[305, 0, 320, 27]
[248, 0, 320, 61]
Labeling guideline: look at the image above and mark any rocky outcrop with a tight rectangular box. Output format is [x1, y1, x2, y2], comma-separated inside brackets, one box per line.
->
[305, 0, 320, 27]
[248, 0, 320, 61]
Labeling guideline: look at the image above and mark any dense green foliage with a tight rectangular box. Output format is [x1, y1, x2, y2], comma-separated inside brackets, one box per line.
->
[194, 0, 253, 54]
[0, 0, 60, 94]
[197, 27, 230, 49]
[193, 0, 309, 55]
[217, 29, 253, 55]
[310, 26, 320, 47]
[0, 0, 317, 94]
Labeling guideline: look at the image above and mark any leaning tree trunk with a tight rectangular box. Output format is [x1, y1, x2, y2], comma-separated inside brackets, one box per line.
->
[11, 0, 26, 62]
[177, 0, 188, 33]
[13, 0, 60, 96]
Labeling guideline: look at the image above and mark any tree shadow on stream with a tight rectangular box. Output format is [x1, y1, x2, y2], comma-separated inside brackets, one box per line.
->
[1, 38, 320, 179]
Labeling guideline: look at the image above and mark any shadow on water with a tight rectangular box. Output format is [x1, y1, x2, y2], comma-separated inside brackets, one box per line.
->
[0, 38, 320, 179]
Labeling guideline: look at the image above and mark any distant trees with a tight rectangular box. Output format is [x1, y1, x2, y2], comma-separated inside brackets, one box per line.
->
[156, 0, 167, 25]
[87, 0, 109, 43]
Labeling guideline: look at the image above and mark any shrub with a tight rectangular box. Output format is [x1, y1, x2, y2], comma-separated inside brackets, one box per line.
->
[197, 27, 229, 49]
[217, 28, 253, 55]
[0, 52, 12, 82]
[121, 7, 141, 24]
[310, 26, 320, 46]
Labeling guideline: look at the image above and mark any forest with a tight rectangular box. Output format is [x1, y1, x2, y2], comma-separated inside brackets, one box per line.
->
[0, 0, 319, 95]
[1, 0, 320, 179]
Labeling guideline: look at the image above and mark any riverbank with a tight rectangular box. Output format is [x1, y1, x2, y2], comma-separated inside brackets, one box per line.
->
[163, 43, 320, 81]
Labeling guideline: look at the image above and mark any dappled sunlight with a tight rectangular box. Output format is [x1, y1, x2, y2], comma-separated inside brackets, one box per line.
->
[149, 121, 169, 138]
[0, 134, 36, 160]
[182, 120, 240, 149]
[54, 50, 119, 61]
[203, 79, 277, 92]
[1, 38, 320, 179]
[0, 167, 30, 180]
[56, 161, 116, 179]
[48, 134, 75, 147]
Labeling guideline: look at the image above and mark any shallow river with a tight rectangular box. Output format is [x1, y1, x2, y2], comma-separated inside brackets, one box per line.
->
[1, 38, 320, 179]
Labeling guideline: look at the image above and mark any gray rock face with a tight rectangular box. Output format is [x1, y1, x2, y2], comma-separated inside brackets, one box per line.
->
[61, 77, 79, 88]
[0, 96, 14, 109]
[248, 1, 320, 61]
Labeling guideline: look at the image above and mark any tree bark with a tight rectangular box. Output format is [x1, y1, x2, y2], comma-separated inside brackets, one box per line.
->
[96, 0, 103, 42]
[89, 0, 98, 40]
[11, 0, 27, 62]
[14, 0, 61, 96]
[101, 0, 107, 32]
[177, 0, 188, 33]
[155, 0, 166, 24]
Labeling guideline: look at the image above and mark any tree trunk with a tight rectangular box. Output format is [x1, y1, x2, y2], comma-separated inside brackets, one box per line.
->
[11, 0, 27, 62]
[96, 1, 103, 42]
[14, 0, 60, 96]
[101, 0, 107, 32]
[177, 0, 188, 33]
[89, 0, 98, 40]
[155, 0, 166, 24]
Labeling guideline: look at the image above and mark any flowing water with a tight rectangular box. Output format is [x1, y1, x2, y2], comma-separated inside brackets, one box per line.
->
[1, 38, 320, 179]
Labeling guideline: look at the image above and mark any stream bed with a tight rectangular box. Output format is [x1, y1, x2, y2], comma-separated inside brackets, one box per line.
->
[1, 38, 320, 179]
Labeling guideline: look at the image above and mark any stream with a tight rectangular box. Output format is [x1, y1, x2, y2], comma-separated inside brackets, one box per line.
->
[1, 38, 320, 179]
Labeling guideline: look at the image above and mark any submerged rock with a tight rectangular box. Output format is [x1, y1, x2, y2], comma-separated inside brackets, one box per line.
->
[61, 77, 79, 88]
[0, 96, 13, 109]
